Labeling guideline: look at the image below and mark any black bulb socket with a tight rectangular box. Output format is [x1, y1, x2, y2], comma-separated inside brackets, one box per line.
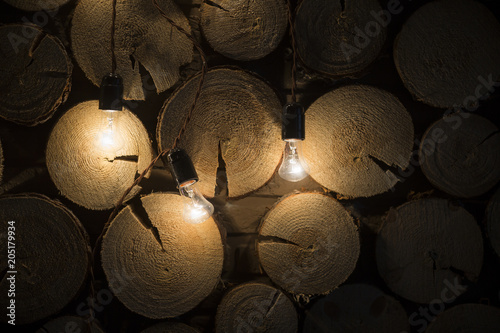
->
[166, 148, 199, 187]
[282, 102, 305, 141]
[99, 73, 123, 111]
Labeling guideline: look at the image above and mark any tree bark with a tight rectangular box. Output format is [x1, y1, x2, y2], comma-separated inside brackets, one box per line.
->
[71, 0, 193, 100]
[200, 0, 287, 61]
[101, 193, 224, 319]
[46, 100, 153, 210]
[157, 67, 283, 198]
[376, 198, 483, 304]
[295, 0, 387, 77]
[394, 0, 500, 108]
[302, 85, 413, 198]
[0, 24, 72, 126]
[0, 194, 90, 325]
[426, 304, 500, 333]
[215, 282, 298, 333]
[257, 192, 359, 295]
[303, 284, 410, 333]
[419, 114, 500, 198]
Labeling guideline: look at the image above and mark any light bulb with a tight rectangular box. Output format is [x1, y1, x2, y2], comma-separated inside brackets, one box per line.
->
[179, 181, 214, 224]
[278, 140, 310, 182]
[96, 73, 124, 158]
[167, 148, 214, 224]
[95, 110, 124, 156]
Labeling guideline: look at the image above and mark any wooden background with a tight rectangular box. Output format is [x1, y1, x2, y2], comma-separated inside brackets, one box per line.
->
[1, 0, 500, 332]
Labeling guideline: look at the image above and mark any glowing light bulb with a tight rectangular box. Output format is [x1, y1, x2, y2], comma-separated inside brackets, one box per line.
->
[167, 148, 214, 224]
[180, 181, 214, 224]
[278, 140, 310, 182]
[95, 110, 124, 155]
[279, 102, 309, 182]
[96, 73, 125, 158]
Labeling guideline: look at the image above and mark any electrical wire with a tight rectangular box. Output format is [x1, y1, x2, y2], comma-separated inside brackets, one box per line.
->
[86, 0, 208, 326]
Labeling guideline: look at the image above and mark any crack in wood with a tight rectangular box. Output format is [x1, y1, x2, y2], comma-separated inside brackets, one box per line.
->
[340, 0, 346, 12]
[477, 130, 500, 147]
[41, 71, 70, 79]
[263, 290, 282, 320]
[367, 154, 403, 179]
[129, 196, 166, 252]
[259, 235, 305, 249]
[109, 155, 140, 163]
[205, 0, 230, 12]
[28, 31, 45, 58]
[215, 141, 229, 197]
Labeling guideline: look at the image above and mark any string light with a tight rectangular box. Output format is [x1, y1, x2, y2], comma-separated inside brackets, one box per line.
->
[167, 148, 214, 224]
[278, 1, 310, 182]
[97, 73, 124, 155]
[279, 102, 310, 182]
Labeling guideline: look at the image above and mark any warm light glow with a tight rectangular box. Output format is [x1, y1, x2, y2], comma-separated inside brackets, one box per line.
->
[278, 140, 310, 182]
[94, 110, 124, 156]
[180, 183, 214, 224]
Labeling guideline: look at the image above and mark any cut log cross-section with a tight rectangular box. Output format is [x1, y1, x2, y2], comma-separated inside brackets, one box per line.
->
[302, 85, 414, 198]
[157, 67, 283, 198]
[71, 0, 193, 100]
[215, 283, 298, 333]
[46, 100, 153, 210]
[419, 114, 500, 198]
[303, 284, 410, 333]
[394, 0, 500, 108]
[200, 0, 288, 61]
[0, 194, 90, 325]
[0, 24, 72, 125]
[101, 193, 224, 319]
[376, 198, 483, 304]
[257, 193, 360, 295]
[295, 0, 387, 76]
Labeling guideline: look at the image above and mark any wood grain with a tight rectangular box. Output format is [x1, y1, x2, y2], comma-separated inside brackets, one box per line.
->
[0, 24, 72, 125]
[302, 85, 414, 198]
[71, 0, 193, 100]
[426, 304, 500, 333]
[46, 100, 153, 210]
[487, 187, 500, 258]
[394, 0, 500, 108]
[257, 192, 359, 295]
[295, 0, 387, 76]
[101, 193, 224, 318]
[376, 198, 483, 304]
[303, 284, 409, 333]
[157, 67, 283, 198]
[200, 0, 287, 61]
[215, 282, 298, 333]
[419, 114, 500, 198]
[0, 194, 90, 325]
